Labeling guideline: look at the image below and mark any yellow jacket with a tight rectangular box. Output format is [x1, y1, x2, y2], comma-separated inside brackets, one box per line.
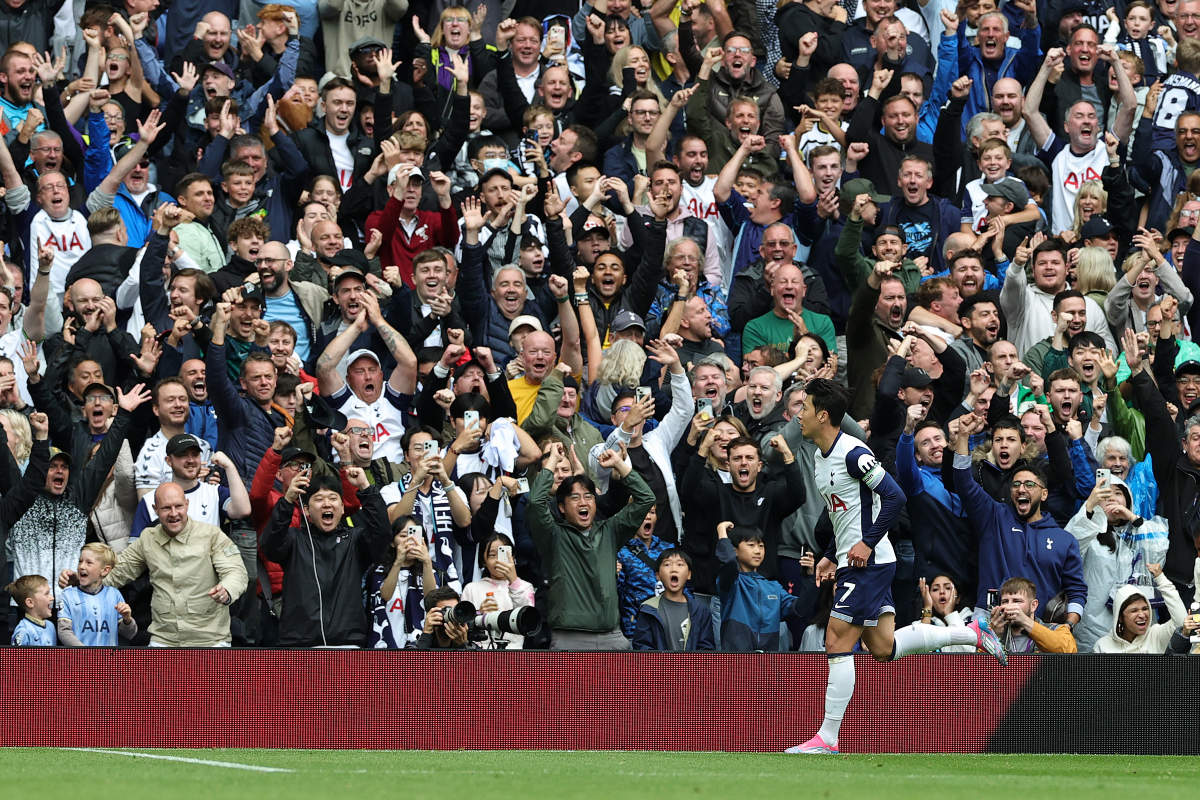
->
[106, 518, 248, 647]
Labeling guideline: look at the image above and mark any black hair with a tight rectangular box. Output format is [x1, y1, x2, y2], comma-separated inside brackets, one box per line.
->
[449, 392, 491, 421]
[400, 425, 443, 453]
[992, 414, 1027, 441]
[1052, 289, 1085, 310]
[455, 471, 490, 499]
[469, 134, 509, 161]
[416, 346, 445, 365]
[729, 524, 765, 548]
[1012, 458, 1049, 487]
[805, 377, 850, 426]
[274, 372, 300, 397]
[656, 547, 692, 571]
[1066, 331, 1105, 354]
[423, 585, 461, 611]
[302, 474, 343, 505]
[555, 474, 597, 507]
[957, 293, 998, 322]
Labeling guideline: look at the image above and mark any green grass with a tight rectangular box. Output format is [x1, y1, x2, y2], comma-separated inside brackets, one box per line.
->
[1, 749, 1197, 799]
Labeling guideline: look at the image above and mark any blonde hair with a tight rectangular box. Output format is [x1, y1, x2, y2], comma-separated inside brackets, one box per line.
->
[0, 408, 31, 463]
[596, 338, 647, 388]
[430, 6, 471, 49]
[1071, 180, 1108, 236]
[610, 46, 666, 107]
[1074, 247, 1117, 296]
[81, 542, 117, 569]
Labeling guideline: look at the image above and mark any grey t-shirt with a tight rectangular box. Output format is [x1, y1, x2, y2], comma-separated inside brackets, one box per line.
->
[659, 598, 690, 651]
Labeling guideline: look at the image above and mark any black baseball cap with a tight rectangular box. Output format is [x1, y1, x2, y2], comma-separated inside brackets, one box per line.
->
[165, 433, 203, 457]
[279, 446, 316, 465]
[901, 367, 933, 388]
[1175, 360, 1200, 380]
[1080, 216, 1115, 239]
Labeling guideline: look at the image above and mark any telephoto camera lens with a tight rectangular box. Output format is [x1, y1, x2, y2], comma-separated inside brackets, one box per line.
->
[469, 606, 543, 636]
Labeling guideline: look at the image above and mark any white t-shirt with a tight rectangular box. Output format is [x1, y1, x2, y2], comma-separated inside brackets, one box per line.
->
[330, 384, 413, 463]
[328, 130, 355, 191]
[134, 430, 212, 490]
[30, 209, 91, 301]
[1045, 134, 1109, 235]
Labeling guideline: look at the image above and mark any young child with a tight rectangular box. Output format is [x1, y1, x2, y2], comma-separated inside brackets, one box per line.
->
[960, 139, 1038, 233]
[221, 160, 258, 213]
[6, 575, 56, 646]
[1108, 51, 1149, 154]
[796, 78, 848, 158]
[1107, 1, 1170, 85]
[734, 169, 761, 209]
[715, 521, 802, 651]
[57, 543, 137, 646]
[633, 548, 715, 651]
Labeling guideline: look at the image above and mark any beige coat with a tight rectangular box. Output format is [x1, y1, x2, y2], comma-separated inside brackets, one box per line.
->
[105, 518, 248, 647]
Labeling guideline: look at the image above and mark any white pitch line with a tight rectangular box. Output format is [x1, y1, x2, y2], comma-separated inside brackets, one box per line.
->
[61, 748, 295, 773]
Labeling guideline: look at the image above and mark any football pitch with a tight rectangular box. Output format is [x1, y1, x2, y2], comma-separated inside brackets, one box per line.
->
[1, 749, 1198, 799]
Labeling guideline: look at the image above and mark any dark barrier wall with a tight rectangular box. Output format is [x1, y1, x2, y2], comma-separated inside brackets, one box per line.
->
[0, 650, 1196, 753]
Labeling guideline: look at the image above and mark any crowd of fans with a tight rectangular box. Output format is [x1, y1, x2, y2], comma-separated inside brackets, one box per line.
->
[2, 0, 1200, 655]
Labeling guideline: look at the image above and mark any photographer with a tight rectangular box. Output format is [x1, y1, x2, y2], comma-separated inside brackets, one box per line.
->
[413, 587, 480, 650]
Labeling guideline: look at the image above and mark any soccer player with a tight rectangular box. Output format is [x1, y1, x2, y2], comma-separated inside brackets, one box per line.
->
[787, 379, 1006, 755]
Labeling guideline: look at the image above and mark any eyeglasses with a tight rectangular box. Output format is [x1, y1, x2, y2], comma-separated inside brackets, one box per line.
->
[1010, 480, 1044, 490]
[283, 460, 311, 470]
[103, 114, 124, 124]
[725, 46, 753, 55]
[631, 108, 661, 118]
[568, 493, 596, 502]
[109, 54, 129, 61]
[254, 257, 285, 267]
[31, 146, 62, 155]
[345, 426, 370, 435]
[85, 394, 114, 405]
[39, 183, 68, 193]
[762, 239, 793, 248]
[444, 15, 471, 24]
[616, 405, 633, 413]
[672, 255, 700, 264]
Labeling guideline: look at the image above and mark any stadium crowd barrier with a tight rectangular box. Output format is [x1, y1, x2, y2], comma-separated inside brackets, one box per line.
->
[2, 650, 1197, 753]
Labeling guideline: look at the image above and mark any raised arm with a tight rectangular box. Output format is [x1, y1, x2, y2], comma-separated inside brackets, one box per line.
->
[1022, 49, 1063, 149]
[315, 309, 369, 396]
[91, 110, 165, 199]
[361, 291, 417, 395]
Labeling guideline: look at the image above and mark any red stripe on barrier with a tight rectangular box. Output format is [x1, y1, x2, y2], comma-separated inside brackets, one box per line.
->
[0, 650, 1038, 752]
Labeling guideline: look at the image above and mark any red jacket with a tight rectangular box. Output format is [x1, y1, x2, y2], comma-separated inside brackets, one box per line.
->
[249, 446, 363, 596]
[366, 197, 459, 289]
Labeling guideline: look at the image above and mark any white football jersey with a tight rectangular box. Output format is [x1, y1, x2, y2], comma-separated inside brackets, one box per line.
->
[814, 433, 897, 569]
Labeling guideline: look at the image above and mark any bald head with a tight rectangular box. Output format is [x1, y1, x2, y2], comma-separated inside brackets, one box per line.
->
[154, 482, 189, 535]
[200, 13, 232, 60]
[259, 240, 290, 260]
[69, 278, 104, 319]
[521, 330, 557, 383]
[943, 232, 977, 261]
[312, 220, 344, 258]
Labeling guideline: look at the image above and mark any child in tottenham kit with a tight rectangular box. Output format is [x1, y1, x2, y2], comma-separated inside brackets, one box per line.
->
[58, 543, 137, 646]
[715, 522, 803, 651]
[6, 575, 56, 646]
[632, 548, 715, 651]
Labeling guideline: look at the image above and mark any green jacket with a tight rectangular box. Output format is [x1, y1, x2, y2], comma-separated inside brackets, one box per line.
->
[686, 77, 779, 178]
[1105, 381, 1146, 462]
[527, 466, 655, 633]
[834, 214, 923, 294]
[522, 370, 603, 481]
